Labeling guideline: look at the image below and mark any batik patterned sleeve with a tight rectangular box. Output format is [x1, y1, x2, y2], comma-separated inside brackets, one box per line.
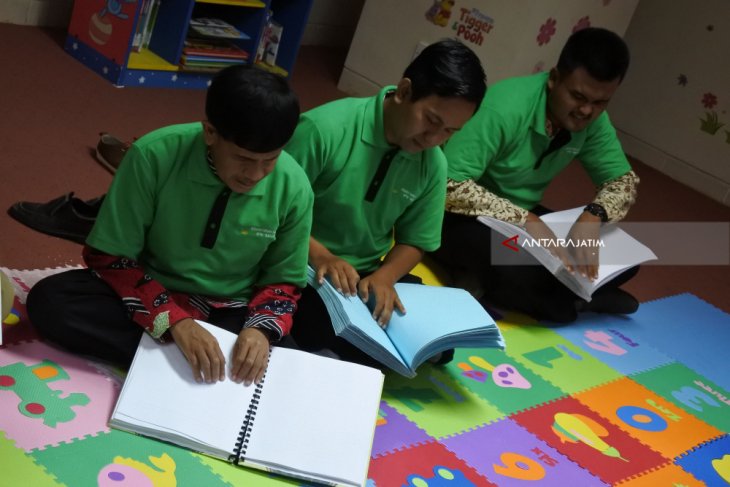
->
[592, 170, 640, 222]
[243, 284, 301, 340]
[82, 246, 192, 339]
[445, 178, 529, 225]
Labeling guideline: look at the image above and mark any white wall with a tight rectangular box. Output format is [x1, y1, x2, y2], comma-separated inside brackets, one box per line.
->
[609, 0, 730, 205]
[301, 0, 365, 47]
[339, 0, 639, 95]
[0, 0, 72, 27]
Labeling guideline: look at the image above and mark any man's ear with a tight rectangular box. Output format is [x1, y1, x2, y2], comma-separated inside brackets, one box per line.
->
[393, 78, 413, 104]
[202, 120, 217, 145]
[547, 68, 559, 91]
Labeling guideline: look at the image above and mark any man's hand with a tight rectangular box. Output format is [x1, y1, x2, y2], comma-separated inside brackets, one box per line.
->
[311, 252, 360, 297]
[170, 318, 226, 384]
[358, 271, 405, 328]
[567, 211, 602, 280]
[231, 327, 270, 386]
[524, 212, 573, 271]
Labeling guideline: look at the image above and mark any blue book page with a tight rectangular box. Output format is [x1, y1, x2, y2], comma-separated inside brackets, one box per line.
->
[336, 293, 406, 365]
[385, 284, 495, 367]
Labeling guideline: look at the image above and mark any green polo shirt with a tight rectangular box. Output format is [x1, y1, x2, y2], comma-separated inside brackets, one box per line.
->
[87, 123, 313, 301]
[285, 86, 446, 273]
[445, 72, 631, 210]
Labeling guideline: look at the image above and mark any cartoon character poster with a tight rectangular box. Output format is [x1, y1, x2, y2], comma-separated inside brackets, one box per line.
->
[68, 0, 138, 65]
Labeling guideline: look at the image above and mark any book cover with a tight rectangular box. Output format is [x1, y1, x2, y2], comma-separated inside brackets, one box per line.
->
[110, 321, 383, 487]
[189, 18, 250, 40]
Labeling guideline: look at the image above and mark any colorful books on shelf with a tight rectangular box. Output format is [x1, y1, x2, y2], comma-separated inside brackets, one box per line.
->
[180, 39, 250, 72]
[189, 18, 250, 40]
[478, 207, 658, 301]
[308, 267, 505, 378]
[111, 320, 384, 487]
[183, 40, 250, 60]
[131, 0, 161, 52]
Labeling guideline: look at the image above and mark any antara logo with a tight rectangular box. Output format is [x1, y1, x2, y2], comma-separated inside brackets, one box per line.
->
[501, 235, 605, 252]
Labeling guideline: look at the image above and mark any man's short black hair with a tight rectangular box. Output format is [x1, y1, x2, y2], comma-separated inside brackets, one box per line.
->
[557, 27, 630, 82]
[403, 39, 486, 108]
[205, 65, 300, 152]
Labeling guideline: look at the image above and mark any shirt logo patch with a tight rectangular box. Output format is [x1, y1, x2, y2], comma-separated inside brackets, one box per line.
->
[393, 188, 417, 202]
[562, 147, 580, 155]
[240, 226, 276, 239]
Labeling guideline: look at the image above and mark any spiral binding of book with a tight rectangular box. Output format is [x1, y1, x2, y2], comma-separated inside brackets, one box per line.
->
[229, 352, 270, 464]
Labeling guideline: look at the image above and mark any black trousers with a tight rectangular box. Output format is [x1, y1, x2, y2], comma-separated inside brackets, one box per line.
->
[26, 269, 282, 368]
[429, 212, 638, 323]
[290, 272, 422, 368]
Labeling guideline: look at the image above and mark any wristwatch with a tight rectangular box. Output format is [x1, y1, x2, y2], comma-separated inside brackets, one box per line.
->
[584, 203, 608, 223]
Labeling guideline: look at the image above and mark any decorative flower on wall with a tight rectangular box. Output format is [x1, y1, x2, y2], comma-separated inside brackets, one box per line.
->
[677, 74, 688, 86]
[602, 0, 612, 5]
[702, 92, 718, 109]
[537, 18, 557, 46]
[572, 16, 591, 33]
[532, 61, 546, 73]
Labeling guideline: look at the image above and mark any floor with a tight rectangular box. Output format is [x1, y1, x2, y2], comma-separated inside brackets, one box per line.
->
[0, 23, 728, 313]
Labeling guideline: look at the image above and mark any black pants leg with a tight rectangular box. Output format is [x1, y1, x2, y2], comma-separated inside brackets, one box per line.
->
[27, 269, 296, 368]
[27, 269, 143, 367]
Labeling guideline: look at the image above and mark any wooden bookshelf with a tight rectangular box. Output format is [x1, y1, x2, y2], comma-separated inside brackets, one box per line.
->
[64, 0, 312, 89]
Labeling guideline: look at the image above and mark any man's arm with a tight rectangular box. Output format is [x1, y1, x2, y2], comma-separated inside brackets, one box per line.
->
[83, 246, 227, 383]
[592, 170, 639, 223]
[445, 178, 528, 225]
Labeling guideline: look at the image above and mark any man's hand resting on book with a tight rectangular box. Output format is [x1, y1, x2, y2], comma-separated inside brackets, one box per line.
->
[231, 327, 270, 386]
[567, 211, 602, 281]
[309, 239, 360, 297]
[524, 212, 573, 271]
[358, 271, 406, 328]
[170, 318, 226, 384]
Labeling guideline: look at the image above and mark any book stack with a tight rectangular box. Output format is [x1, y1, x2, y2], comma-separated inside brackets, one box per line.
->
[131, 0, 161, 52]
[308, 266, 505, 378]
[181, 18, 251, 73]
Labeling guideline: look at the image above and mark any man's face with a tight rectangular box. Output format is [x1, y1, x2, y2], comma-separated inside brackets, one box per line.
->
[387, 80, 476, 153]
[546, 67, 621, 132]
[203, 121, 282, 193]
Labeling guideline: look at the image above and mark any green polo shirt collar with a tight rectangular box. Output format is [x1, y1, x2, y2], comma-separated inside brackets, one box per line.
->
[186, 131, 268, 196]
[363, 85, 422, 162]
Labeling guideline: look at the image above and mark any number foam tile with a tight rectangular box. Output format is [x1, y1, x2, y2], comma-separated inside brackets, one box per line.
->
[631, 362, 730, 433]
[440, 418, 607, 486]
[368, 440, 496, 487]
[574, 377, 723, 459]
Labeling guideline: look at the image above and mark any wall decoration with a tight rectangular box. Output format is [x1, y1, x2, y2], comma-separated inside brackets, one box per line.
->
[572, 16, 591, 33]
[425, 0, 456, 28]
[678, 74, 688, 86]
[537, 18, 557, 46]
[451, 6, 494, 47]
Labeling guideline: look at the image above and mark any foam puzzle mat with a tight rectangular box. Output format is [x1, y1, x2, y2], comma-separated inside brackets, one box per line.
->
[1, 266, 729, 486]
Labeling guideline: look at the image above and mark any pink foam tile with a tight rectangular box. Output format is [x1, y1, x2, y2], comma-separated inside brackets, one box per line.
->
[0, 339, 121, 451]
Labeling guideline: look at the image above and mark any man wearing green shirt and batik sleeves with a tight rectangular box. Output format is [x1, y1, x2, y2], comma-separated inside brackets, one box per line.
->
[287, 40, 487, 366]
[432, 27, 641, 323]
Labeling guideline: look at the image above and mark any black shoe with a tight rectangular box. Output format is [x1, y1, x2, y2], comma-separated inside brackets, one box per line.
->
[428, 349, 455, 365]
[584, 288, 639, 315]
[7, 192, 102, 244]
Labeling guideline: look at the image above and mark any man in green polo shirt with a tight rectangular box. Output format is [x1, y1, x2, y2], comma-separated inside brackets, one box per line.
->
[287, 40, 487, 365]
[431, 27, 640, 323]
[27, 65, 313, 386]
